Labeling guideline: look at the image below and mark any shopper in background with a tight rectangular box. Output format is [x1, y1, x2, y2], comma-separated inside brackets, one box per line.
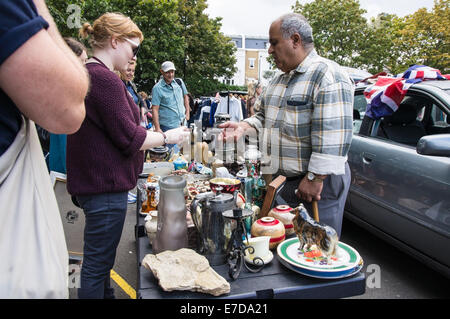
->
[139, 91, 152, 124]
[120, 59, 148, 127]
[119, 59, 148, 203]
[247, 81, 263, 117]
[64, 37, 88, 63]
[49, 37, 88, 174]
[151, 61, 190, 133]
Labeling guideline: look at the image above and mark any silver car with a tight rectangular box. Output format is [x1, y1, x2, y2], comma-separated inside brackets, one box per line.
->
[345, 80, 450, 278]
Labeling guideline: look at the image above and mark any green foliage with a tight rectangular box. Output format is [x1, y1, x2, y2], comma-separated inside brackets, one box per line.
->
[293, 0, 368, 67]
[46, 0, 236, 96]
[176, 0, 237, 96]
[394, 0, 450, 74]
[41, 0, 450, 95]
[358, 13, 403, 74]
[292, 0, 449, 75]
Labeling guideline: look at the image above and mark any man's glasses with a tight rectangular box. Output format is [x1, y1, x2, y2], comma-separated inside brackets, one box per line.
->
[124, 38, 140, 57]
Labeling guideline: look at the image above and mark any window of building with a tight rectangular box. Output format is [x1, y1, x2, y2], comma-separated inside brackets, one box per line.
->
[249, 58, 255, 69]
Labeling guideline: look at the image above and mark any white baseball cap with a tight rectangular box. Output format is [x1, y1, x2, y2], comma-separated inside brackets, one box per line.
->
[161, 61, 176, 72]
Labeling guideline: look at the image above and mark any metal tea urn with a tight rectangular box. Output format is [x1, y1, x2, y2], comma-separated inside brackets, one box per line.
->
[190, 190, 235, 265]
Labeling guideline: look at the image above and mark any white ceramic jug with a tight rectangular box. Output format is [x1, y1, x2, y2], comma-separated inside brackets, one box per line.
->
[144, 211, 158, 245]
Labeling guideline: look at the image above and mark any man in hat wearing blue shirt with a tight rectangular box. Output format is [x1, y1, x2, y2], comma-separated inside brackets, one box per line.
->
[151, 61, 190, 133]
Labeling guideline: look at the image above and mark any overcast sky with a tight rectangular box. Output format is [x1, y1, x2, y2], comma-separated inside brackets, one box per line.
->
[205, 0, 436, 36]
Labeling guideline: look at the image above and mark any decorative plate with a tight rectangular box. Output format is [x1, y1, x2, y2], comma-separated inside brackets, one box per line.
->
[277, 237, 363, 279]
[278, 257, 364, 279]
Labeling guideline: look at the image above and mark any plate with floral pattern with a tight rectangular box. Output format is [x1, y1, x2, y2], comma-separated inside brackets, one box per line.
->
[277, 237, 362, 278]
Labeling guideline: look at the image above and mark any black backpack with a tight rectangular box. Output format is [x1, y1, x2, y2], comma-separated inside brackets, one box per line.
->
[175, 78, 183, 87]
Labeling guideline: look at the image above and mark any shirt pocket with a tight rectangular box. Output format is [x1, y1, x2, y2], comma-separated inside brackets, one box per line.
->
[279, 99, 312, 139]
[286, 98, 311, 111]
[284, 98, 312, 125]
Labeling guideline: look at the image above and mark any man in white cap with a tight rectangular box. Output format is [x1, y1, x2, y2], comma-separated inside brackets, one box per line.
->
[151, 61, 190, 135]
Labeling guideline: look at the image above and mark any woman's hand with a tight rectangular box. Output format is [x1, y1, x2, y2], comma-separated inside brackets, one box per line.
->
[165, 126, 190, 145]
[141, 108, 148, 125]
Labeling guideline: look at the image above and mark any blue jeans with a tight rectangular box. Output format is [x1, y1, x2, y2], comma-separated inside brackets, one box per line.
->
[76, 192, 128, 299]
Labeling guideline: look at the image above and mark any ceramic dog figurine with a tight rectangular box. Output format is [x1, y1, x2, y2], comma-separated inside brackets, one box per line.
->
[292, 204, 339, 257]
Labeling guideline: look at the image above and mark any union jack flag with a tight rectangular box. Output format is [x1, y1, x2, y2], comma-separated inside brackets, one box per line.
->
[364, 65, 448, 119]
[364, 77, 413, 119]
[401, 65, 447, 84]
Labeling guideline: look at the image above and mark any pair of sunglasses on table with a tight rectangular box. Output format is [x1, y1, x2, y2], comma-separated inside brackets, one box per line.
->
[124, 38, 140, 57]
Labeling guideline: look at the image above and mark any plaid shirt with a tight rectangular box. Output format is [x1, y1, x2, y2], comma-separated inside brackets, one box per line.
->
[245, 50, 354, 177]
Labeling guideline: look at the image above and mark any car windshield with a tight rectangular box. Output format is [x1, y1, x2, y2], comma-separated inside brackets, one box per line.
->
[341, 66, 372, 82]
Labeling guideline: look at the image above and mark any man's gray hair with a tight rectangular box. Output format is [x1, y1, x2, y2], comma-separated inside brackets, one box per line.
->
[279, 13, 314, 50]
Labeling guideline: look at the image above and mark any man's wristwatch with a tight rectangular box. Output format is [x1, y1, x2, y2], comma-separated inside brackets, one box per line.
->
[307, 171, 325, 183]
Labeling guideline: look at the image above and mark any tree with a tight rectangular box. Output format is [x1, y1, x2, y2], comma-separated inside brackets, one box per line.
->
[263, 70, 277, 82]
[291, 0, 449, 75]
[293, 0, 369, 67]
[176, 0, 237, 96]
[47, 0, 115, 39]
[395, 0, 449, 74]
[46, 0, 183, 93]
[45, 0, 237, 96]
[359, 13, 403, 75]
[123, 0, 185, 93]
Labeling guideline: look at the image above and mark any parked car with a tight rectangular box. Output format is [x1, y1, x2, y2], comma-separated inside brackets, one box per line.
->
[345, 80, 450, 278]
[341, 66, 372, 84]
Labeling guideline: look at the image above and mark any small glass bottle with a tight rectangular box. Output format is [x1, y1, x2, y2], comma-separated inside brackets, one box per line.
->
[253, 173, 267, 208]
[244, 144, 262, 178]
[243, 177, 254, 235]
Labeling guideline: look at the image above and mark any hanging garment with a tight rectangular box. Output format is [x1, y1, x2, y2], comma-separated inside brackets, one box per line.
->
[217, 96, 243, 122]
[208, 100, 219, 127]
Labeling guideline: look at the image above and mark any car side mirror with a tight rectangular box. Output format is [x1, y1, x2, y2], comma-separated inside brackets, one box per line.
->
[417, 134, 450, 157]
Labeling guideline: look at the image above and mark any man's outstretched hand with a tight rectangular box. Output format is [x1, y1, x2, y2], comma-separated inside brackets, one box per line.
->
[217, 121, 253, 142]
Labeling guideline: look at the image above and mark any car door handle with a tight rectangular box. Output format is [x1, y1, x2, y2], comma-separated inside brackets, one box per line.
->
[362, 152, 375, 164]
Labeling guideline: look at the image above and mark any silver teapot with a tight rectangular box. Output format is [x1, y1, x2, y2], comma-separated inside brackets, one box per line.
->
[190, 190, 236, 265]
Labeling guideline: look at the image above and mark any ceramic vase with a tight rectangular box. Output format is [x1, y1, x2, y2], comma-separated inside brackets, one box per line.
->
[250, 216, 285, 250]
[153, 176, 188, 254]
[144, 211, 158, 246]
[268, 205, 295, 235]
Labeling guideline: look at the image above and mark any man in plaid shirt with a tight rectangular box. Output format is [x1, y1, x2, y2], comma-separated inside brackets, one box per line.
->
[220, 13, 354, 237]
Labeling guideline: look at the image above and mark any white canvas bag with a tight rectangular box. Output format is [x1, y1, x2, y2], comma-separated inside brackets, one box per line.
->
[0, 117, 68, 298]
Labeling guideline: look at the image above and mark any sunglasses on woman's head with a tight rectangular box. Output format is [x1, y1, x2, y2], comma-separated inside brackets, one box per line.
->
[124, 38, 140, 57]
